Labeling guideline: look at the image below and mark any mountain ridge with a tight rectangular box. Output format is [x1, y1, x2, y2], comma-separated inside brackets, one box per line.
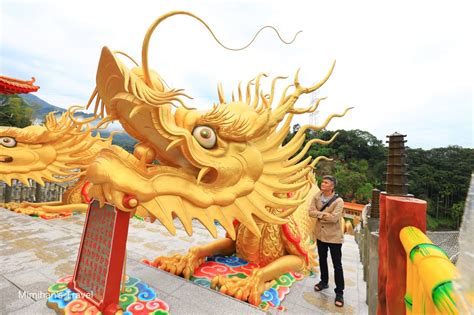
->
[0, 93, 137, 151]
[19, 94, 95, 120]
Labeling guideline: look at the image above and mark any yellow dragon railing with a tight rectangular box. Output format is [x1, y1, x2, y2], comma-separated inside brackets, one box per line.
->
[400, 226, 463, 314]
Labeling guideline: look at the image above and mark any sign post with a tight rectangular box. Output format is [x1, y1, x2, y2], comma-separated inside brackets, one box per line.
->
[68, 200, 131, 314]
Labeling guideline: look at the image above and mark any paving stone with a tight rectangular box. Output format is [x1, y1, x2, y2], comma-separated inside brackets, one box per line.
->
[170, 282, 264, 314]
[9, 300, 53, 315]
[0, 277, 36, 314]
[3, 269, 51, 287]
[127, 260, 186, 295]
[280, 284, 304, 306]
[0, 275, 11, 290]
[285, 302, 326, 315]
[162, 295, 207, 314]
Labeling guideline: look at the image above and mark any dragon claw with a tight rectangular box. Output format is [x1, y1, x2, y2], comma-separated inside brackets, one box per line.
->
[1, 202, 87, 218]
[210, 269, 267, 305]
[153, 248, 203, 279]
[88, 182, 135, 211]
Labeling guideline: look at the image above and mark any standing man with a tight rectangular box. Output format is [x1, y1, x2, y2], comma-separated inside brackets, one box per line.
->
[309, 175, 345, 307]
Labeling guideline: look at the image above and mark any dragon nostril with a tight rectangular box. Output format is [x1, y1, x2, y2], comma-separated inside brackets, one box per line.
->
[0, 155, 13, 163]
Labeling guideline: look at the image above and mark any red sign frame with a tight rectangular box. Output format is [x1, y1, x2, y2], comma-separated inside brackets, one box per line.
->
[68, 199, 130, 314]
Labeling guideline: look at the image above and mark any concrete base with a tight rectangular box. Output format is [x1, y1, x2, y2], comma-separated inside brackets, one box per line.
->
[368, 230, 379, 315]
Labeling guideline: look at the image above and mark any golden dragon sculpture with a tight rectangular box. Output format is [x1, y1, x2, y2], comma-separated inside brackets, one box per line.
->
[0, 109, 113, 218]
[84, 11, 352, 306]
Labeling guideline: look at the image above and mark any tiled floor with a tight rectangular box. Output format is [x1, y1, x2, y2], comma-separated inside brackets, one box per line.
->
[0, 208, 368, 314]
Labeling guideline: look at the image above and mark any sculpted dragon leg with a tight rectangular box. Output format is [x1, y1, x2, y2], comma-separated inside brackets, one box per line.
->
[1, 201, 62, 211]
[211, 255, 306, 305]
[16, 201, 63, 206]
[152, 238, 236, 279]
[7, 203, 88, 216]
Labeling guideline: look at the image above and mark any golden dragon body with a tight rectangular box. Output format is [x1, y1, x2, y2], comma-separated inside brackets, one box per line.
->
[82, 11, 351, 305]
[0, 110, 113, 217]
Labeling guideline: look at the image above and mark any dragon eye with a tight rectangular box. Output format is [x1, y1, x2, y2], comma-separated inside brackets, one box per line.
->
[0, 137, 16, 148]
[192, 126, 216, 149]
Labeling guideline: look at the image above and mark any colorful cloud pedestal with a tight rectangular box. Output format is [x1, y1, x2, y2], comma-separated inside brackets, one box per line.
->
[47, 275, 170, 314]
[143, 254, 305, 311]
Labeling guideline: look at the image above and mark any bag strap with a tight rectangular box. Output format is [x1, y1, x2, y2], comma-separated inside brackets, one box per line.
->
[320, 193, 339, 212]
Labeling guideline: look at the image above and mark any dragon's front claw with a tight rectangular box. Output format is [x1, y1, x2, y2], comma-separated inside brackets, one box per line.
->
[13, 205, 43, 216]
[87, 182, 135, 211]
[2, 202, 87, 218]
[210, 269, 274, 306]
[12, 206, 61, 218]
[85, 148, 152, 211]
[152, 247, 204, 279]
[1, 202, 22, 211]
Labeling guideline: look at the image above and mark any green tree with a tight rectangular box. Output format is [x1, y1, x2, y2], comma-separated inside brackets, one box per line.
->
[331, 161, 368, 200]
[407, 146, 473, 229]
[451, 201, 465, 229]
[355, 182, 374, 203]
[0, 95, 33, 127]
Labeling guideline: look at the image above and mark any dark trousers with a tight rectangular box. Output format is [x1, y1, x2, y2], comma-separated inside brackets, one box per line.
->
[317, 239, 345, 296]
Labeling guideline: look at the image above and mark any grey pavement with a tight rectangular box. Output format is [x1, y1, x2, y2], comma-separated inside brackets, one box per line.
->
[0, 208, 368, 314]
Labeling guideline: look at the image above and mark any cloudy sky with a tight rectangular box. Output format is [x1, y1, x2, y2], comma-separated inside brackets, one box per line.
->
[1, 0, 472, 149]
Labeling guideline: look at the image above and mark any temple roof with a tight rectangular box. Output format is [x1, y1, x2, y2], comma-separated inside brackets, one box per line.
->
[0, 75, 40, 95]
[344, 202, 365, 213]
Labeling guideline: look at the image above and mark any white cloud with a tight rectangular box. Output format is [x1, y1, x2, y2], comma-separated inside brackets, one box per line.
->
[1, 0, 472, 148]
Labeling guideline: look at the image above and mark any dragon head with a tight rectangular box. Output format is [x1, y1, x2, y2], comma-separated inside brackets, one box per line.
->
[86, 11, 352, 239]
[0, 110, 105, 186]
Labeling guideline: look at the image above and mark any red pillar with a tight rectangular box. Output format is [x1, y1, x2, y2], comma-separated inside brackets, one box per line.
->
[385, 196, 426, 315]
[377, 194, 427, 315]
